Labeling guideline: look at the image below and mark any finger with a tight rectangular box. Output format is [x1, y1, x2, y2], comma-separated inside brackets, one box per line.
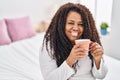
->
[92, 47, 102, 53]
[92, 52, 102, 57]
[76, 50, 89, 57]
[75, 51, 84, 57]
[76, 53, 87, 58]
[90, 42, 101, 51]
[92, 48, 103, 56]
[74, 44, 80, 49]
[90, 42, 97, 48]
[75, 48, 85, 52]
[91, 45, 101, 52]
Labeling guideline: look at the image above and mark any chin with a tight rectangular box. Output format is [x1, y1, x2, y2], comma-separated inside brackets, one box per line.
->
[72, 36, 79, 40]
[70, 38, 78, 42]
[68, 35, 80, 43]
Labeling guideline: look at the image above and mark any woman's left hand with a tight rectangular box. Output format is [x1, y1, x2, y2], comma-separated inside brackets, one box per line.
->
[89, 42, 103, 62]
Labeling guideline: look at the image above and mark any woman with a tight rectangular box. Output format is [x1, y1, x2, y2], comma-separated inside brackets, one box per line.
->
[40, 2, 108, 80]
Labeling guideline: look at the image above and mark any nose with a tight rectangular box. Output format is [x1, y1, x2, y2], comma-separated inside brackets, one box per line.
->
[73, 24, 79, 31]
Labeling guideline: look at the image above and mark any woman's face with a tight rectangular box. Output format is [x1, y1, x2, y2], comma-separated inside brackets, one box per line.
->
[65, 11, 84, 44]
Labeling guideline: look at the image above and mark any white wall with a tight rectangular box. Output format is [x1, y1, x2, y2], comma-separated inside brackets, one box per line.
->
[101, 0, 120, 60]
[0, 0, 57, 24]
[110, 0, 120, 59]
[0, 0, 79, 24]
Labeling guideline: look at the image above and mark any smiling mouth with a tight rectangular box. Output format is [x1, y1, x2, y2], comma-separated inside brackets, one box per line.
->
[71, 31, 78, 37]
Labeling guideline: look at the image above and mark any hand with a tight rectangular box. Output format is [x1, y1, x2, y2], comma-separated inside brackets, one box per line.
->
[89, 42, 103, 61]
[89, 42, 103, 69]
[66, 44, 88, 67]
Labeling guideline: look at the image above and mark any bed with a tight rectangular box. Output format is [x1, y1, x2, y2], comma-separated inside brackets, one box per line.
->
[102, 55, 120, 80]
[0, 32, 120, 80]
[0, 32, 45, 80]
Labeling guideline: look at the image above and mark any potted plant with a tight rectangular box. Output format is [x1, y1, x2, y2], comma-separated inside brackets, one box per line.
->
[100, 22, 109, 35]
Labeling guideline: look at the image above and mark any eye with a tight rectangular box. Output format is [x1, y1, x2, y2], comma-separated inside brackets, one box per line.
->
[68, 22, 74, 25]
[78, 22, 83, 26]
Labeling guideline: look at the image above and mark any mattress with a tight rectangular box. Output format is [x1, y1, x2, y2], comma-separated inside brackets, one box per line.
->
[0, 32, 45, 80]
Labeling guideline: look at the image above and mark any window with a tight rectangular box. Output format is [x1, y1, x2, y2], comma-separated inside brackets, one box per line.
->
[79, 0, 113, 30]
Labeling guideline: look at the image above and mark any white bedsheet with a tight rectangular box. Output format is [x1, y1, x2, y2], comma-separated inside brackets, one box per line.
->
[0, 32, 120, 80]
[103, 55, 120, 80]
[0, 33, 45, 80]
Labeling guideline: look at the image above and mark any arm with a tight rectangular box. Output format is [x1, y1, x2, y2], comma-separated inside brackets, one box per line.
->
[92, 58, 108, 79]
[39, 48, 75, 80]
[90, 42, 108, 79]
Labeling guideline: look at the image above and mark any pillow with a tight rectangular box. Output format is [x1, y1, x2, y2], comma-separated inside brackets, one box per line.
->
[41, 20, 50, 32]
[5, 16, 36, 42]
[0, 19, 11, 45]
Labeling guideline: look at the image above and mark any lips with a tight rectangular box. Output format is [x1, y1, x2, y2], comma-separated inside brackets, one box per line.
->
[71, 31, 78, 37]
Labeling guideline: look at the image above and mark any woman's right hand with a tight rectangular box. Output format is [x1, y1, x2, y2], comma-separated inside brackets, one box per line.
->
[66, 44, 88, 67]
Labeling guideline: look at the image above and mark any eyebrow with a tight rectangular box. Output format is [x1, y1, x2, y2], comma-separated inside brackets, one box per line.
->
[67, 20, 74, 22]
[67, 20, 83, 23]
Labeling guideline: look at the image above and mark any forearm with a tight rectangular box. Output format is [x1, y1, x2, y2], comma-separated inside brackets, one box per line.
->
[92, 59, 108, 79]
[41, 61, 75, 80]
[94, 59, 101, 69]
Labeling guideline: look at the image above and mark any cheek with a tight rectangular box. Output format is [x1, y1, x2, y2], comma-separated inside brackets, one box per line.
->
[81, 26, 84, 30]
[65, 26, 70, 34]
[78, 27, 84, 36]
[81, 28, 84, 33]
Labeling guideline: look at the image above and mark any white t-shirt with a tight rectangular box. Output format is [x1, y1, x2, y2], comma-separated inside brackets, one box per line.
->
[39, 46, 108, 80]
